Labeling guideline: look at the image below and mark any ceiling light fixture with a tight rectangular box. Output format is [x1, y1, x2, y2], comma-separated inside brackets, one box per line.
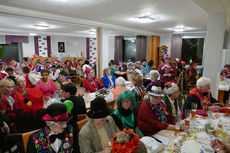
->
[89, 29, 96, 35]
[29, 33, 37, 36]
[34, 24, 50, 30]
[131, 16, 159, 23]
[174, 25, 184, 32]
[56, 0, 67, 2]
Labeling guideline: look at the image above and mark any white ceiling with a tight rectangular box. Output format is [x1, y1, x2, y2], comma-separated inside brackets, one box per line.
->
[0, 0, 212, 37]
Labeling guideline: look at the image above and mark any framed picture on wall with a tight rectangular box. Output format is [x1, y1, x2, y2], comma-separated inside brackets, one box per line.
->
[159, 45, 168, 56]
[58, 42, 65, 53]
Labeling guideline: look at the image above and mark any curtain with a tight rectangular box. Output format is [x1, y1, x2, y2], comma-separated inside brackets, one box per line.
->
[136, 35, 147, 61]
[34, 36, 39, 56]
[114, 36, 124, 64]
[47, 36, 51, 57]
[171, 34, 182, 59]
[86, 38, 90, 59]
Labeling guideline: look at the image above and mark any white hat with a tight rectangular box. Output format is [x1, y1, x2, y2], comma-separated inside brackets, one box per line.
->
[148, 86, 164, 97]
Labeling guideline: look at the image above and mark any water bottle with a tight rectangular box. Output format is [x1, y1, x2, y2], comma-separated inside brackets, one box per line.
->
[55, 89, 60, 100]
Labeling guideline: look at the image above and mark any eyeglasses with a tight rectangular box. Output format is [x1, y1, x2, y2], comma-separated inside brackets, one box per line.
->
[5, 86, 15, 88]
[56, 121, 67, 125]
[122, 100, 132, 104]
[150, 95, 162, 99]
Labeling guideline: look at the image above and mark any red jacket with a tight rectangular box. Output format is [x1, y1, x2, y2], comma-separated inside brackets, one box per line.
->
[83, 77, 104, 93]
[137, 100, 176, 136]
[0, 94, 17, 116]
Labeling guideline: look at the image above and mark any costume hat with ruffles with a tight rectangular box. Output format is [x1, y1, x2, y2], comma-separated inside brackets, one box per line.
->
[19, 88, 44, 115]
[42, 100, 73, 121]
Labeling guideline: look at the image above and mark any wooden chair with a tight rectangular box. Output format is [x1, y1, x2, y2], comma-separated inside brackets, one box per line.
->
[126, 72, 133, 81]
[77, 118, 88, 131]
[77, 114, 87, 121]
[76, 67, 84, 86]
[22, 129, 40, 152]
[107, 100, 116, 109]
[4, 133, 24, 153]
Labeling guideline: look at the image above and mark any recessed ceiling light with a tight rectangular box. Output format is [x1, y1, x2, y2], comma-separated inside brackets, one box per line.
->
[168, 25, 188, 32]
[34, 25, 50, 30]
[174, 25, 184, 32]
[33, 22, 50, 30]
[88, 29, 96, 35]
[56, 0, 67, 2]
[130, 16, 160, 23]
[29, 33, 37, 36]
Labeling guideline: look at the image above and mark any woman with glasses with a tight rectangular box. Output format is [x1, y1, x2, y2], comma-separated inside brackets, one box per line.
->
[111, 90, 137, 131]
[13, 76, 27, 110]
[0, 78, 16, 116]
[137, 86, 186, 136]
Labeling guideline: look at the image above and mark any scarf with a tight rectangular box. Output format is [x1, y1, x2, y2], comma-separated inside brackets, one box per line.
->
[145, 98, 169, 123]
[113, 108, 135, 130]
[87, 77, 100, 88]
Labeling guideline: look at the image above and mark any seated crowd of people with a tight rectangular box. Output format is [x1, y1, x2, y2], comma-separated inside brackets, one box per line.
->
[0, 55, 229, 153]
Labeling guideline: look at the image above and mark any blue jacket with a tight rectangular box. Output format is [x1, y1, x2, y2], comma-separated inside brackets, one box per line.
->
[102, 75, 116, 88]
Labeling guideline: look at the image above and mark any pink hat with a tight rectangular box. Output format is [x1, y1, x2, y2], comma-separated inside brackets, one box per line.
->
[85, 68, 92, 75]
[163, 54, 170, 59]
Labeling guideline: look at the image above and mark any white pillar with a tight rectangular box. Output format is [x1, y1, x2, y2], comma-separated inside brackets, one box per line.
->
[203, 13, 225, 98]
[100, 28, 115, 77]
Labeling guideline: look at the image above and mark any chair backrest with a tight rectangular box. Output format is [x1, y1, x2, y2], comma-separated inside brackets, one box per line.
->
[4, 133, 24, 153]
[107, 100, 116, 109]
[77, 118, 88, 131]
[126, 72, 133, 81]
[22, 129, 40, 153]
[77, 114, 87, 121]
[76, 67, 84, 77]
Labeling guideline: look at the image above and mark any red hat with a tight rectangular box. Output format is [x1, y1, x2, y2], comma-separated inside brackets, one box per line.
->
[19, 88, 44, 115]
[190, 61, 197, 67]
[181, 61, 186, 65]
[85, 68, 92, 75]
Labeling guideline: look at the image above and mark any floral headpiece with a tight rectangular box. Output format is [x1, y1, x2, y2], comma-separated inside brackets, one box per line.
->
[111, 128, 140, 153]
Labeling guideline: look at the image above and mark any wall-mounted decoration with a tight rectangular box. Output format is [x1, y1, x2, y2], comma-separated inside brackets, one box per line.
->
[58, 42, 65, 53]
[34, 36, 51, 57]
[88, 38, 97, 64]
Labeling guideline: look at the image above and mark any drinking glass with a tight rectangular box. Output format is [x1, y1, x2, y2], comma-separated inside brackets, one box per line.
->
[191, 103, 197, 119]
[184, 109, 191, 127]
[174, 122, 180, 136]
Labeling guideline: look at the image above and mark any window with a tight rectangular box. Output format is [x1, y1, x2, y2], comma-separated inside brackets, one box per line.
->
[181, 38, 204, 65]
[123, 39, 136, 62]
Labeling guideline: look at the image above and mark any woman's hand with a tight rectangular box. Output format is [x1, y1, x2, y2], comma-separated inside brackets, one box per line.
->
[99, 147, 112, 153]
[1, 122, 10, 134]
[208, 105, 221, 112]
[179, 123, 187, 131]
[211, 139, 225, 153]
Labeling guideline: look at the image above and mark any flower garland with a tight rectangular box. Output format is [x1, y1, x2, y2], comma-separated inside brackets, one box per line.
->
[110, 128, 140, 153]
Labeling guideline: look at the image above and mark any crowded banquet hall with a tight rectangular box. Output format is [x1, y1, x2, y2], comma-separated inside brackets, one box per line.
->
[0, 0, 230, 153]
